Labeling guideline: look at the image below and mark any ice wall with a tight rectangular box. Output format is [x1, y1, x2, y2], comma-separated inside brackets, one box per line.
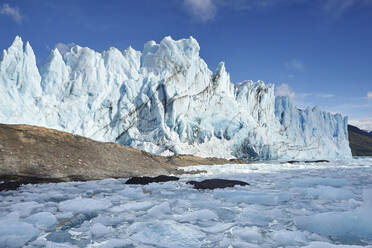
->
[0, 36, 352, 160]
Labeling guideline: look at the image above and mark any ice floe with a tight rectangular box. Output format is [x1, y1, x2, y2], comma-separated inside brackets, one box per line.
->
[0, 157, 371, 247]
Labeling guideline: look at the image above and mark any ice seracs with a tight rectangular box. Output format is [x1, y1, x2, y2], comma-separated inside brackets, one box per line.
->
[0, 36, 352, 160]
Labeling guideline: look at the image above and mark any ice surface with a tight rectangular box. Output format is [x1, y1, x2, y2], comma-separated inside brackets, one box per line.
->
[0, 220, 40, 248]
[271, 229, 308, 246]
[129, 220, 205, 248]
[24, 212, 57, 229]
[176, 209, 218, 223]
[303, 241, 366, 248]
[58, 198, 112, 213]
[0, 36, 351, 160]
[295, 189, 372, 241]
[232, 226, 263, 243]
[1, 158, 372, 247]
[90, 223, 111, 239]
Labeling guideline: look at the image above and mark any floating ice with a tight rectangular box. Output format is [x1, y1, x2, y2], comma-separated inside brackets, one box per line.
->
[176, 209, 218, 224]
[271, 229, 308, 246]
[295, 189, 372, 241]
[232, 226, 263, 243]
[0, 220, 40, 248]
[58, 198, 112, 213]
[0, 158, 371, 247]
[303, 241, 366, 248]
[24, 212, 57, 229]
[291, 177, 349, 187]
[90, 223, 111, 239]
[128, 220, 205, 248]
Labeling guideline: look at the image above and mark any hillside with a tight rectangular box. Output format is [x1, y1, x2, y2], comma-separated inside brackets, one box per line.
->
[348, 125, 372, 156]
[0, 124, 243, 185]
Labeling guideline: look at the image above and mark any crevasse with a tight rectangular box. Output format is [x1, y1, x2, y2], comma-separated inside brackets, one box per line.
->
[0, 36, 352, 160]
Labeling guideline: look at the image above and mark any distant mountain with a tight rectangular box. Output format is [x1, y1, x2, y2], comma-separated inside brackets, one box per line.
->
[348, 125, 372, 156]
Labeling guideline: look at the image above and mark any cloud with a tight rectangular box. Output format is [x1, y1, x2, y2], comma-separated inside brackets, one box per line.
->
[183, 0, 217, 22]
[0, 3, 23, 24]
[275, 83, 296, 99]
[368, 91, 372, 99]
[182, 0, 372, 21]
[321, 0, 356, 15]
[284, 59, 305, 72]
[183, 0, 276, 21]
[55, 42, 76, 55]
[320, 0, 372, 16]
[312, 93, 335, 98]
[215, 0, 276, 10]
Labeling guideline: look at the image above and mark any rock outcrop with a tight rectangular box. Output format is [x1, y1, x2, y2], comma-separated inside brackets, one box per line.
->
[0, 124, 243, 188]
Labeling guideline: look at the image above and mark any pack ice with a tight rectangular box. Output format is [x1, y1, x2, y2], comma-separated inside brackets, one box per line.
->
[1, 158, 372, 247]
[0, 36, 351, 160]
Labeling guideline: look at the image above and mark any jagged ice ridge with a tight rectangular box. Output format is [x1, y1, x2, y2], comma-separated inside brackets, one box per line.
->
[0, 36, 351, 160]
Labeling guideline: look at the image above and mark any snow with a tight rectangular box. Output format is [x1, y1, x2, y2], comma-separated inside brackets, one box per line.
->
[1, 158, 372, 247]
[0, 36, 351, 160]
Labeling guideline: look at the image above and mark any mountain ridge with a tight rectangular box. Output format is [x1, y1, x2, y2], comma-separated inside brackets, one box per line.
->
[348, 125, 372, 156]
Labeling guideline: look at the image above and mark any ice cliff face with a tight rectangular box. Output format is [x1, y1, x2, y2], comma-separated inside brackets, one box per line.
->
[0, 36, 352, 160]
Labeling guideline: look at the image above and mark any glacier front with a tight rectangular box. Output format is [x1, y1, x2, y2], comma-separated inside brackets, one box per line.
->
[0, 36, 351, 160]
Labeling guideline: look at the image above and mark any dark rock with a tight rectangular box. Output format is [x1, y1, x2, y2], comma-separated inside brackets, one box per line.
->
[304, 160, 330, 163]
[286, 160, 330, 164]
[286, 160, 300, 164]
[187, 179, 249, 190]
[348, 124, 372, 156]
[125, 175, 179, 185]
[0, 124, 246, 184]
[0, 175, 62, 192]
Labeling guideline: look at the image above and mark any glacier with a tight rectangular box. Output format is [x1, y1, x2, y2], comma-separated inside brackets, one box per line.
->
[0, 36, 351, 160]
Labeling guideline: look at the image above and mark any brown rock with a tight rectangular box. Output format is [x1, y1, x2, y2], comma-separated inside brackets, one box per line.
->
[0, 124, 246, 189]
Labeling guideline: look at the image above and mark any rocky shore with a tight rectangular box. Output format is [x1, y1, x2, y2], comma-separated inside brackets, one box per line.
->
[0, 124, 244, 190]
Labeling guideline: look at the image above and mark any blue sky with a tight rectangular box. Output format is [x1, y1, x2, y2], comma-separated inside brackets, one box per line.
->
[1, 0, 372, 128]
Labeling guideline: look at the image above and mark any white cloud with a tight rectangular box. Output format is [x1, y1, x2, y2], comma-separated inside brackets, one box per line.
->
[322, 0, 356, 14]
[183, 0, 372, 21]
[349, 117, 372, 131]
[275, 83, 296, 99]
[215, 0, 275, 10]
[0, 3, 23, 24]
[316, 93, 335, 98]
[55, 42, 76, 55]
[368, 91, 372, 99]
[285, 59, 305, 72]
[183, 0, 276, 21]
[320, 0, 372, 16]
[184, 0, 217, 22]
